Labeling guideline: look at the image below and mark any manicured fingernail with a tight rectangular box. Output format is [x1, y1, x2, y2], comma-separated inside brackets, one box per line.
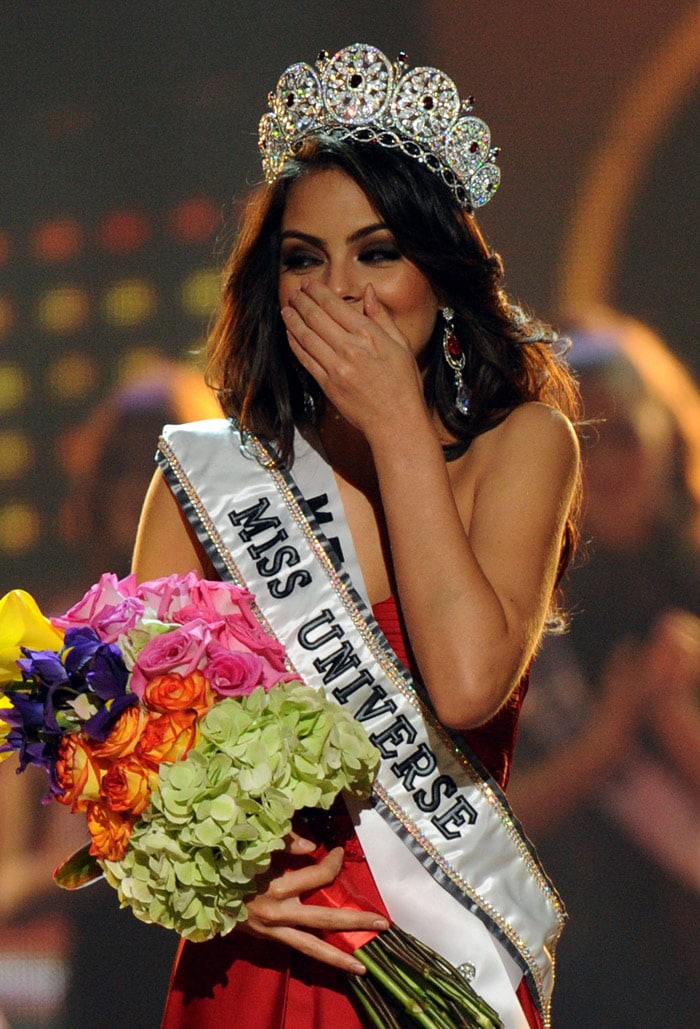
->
[296, 837, 316, 852]
[349, 961, 366, 975]
[372, 918, 390, 930]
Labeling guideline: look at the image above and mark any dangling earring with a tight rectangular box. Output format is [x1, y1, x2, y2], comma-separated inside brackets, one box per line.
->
[294, 364, 316, 424]
[303, 387, 316, 423]
[441, 307, 471, 415]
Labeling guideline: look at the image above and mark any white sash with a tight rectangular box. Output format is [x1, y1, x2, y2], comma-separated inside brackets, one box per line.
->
[157, 419, 565, 1028]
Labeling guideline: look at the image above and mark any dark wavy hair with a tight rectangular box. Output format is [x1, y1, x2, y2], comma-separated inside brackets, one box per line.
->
[206, 136, 581, 580]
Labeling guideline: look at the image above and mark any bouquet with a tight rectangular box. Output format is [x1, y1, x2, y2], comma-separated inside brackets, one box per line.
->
[0, 574, 503, 1028]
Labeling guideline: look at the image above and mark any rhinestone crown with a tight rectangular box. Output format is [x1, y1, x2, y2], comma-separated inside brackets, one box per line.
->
[258, 43, 501, 210]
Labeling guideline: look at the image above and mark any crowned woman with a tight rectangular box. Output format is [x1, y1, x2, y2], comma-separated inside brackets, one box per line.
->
[133, 43, 581, 1029]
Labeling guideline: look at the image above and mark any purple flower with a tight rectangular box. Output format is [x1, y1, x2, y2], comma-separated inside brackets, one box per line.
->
[60, 627, 132, 740]
[17, 649, 68, 689]
[62, 628, 129, 699]
[83, 691, 138, 742]
[62, 627, 107, 674]
[1, 691, 64, 794]
[17, 648, 72, 734]
[11, 628, 131, 751]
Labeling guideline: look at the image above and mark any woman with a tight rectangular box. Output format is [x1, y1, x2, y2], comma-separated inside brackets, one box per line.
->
[133, 44, 580, 1029]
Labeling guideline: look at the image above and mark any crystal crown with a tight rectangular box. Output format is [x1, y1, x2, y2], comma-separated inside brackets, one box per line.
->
[258, 43, 501, 210]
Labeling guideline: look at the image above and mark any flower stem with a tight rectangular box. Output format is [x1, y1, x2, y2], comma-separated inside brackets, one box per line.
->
[351, 925, 504, 1029]
[355, 945, 448, 1029]
[348, 973, 403, 1029]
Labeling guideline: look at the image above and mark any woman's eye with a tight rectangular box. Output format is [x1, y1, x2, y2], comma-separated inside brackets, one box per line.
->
[281, 250, 322, 271]
[359, 246, 401, 264]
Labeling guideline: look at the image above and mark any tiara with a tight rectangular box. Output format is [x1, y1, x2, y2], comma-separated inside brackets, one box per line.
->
[258, 43, 501, 210]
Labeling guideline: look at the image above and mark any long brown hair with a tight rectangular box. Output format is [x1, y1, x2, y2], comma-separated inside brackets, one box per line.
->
[207, 136, 581, 580]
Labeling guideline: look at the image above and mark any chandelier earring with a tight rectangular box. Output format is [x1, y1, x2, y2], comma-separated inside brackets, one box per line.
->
[441, 307, 471, 415]
[293, 363, 317, 424]
[303, 388, 317, 423]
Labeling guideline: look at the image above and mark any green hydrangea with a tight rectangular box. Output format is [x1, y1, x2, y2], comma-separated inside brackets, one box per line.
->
[101, 682, 380, 941]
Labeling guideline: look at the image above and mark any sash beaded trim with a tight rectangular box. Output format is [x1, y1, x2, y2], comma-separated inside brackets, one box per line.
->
[156, 421, 566, 1025]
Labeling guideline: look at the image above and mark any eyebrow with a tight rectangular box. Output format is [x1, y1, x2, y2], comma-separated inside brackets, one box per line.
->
[280, 222, 389, 247]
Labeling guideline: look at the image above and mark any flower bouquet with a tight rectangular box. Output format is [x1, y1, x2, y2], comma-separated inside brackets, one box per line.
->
[0, 574, 502, 1028]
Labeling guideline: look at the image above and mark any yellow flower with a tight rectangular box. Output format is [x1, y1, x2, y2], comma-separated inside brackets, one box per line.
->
[0, 589, 64, 687]
[0, 695, 15, 761]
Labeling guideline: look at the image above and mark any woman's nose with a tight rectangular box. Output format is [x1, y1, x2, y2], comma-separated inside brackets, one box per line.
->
[325, 261, 362, 302]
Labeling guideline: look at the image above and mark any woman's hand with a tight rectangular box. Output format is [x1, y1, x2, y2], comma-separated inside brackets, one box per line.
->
[281, 278, 426, 439]
[240, 834, 389, 974]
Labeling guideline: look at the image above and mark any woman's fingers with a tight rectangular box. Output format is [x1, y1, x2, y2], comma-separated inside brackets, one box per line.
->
[362, 282, 404, 345]
[297, 278, 371, 336]
[282, 278, 424, 433]
[281, 303, 331, 356]
[285, 278, 407, 354]
[253, 892, 388, 934]
[241, 844, 390, 974]
[265, 846, 344, 899]
[285, 291, 342, 344]
[285, 830, 318, 856]
[284, 282, 360, 355]
[251, 848, 389, 929]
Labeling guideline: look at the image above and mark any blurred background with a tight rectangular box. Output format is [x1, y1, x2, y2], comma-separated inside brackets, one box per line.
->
[0, 2, 697, 1027]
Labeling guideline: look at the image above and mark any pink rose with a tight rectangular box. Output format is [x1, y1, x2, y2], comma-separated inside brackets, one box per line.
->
[214, 616, 296, 690]
[234, 589, 270, 630]
[51, 573, 143, 644]
[191, 580, 255, 618]
[172, 604, 222, 627]
[216, 614, 287, 666]
[129, 619, 212, 698]
[136, 572, 202, 622]
[203, 643, 265, 697]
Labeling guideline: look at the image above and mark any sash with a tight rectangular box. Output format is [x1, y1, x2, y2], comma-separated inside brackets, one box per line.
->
[157, 419, 565, 1027]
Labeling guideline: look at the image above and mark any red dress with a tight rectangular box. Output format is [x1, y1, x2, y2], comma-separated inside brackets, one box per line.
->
[161, 597, 542, 1028]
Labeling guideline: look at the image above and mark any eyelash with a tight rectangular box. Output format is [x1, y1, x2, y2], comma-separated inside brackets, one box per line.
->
[280, 245, 402, 271]
[360, 246, 401, 264]
[281, 251, 322, 271]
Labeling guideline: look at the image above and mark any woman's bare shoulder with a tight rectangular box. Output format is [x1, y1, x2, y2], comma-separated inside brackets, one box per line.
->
[450, 402, 579, 523]
[475, 401, 578, 472]
[131, 469, 209, 580]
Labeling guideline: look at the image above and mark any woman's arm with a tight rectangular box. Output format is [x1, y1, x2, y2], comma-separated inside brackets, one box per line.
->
[131, 470, 209, 580]
[371, 400, 579, 728]
[284, 279, 580, 728]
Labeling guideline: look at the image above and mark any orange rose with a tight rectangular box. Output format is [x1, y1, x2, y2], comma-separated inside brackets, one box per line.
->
[56, 733, 105, 812]
[143, 670, 215, 716]
[99, 756, 157, 816]
[89, 705, 146, 761]
[86, 802, 135, 862]
[136, 709, 199, 769]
